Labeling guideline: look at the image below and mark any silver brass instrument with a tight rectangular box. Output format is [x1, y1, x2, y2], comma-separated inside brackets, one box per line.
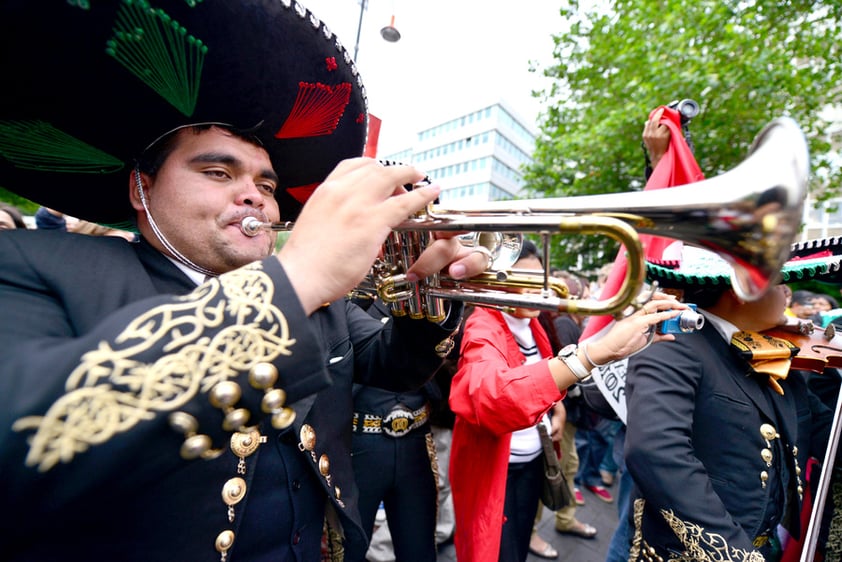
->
[242, 117, 809, 322]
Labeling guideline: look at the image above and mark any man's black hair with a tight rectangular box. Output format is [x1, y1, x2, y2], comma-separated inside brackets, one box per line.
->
[135, 124, 264, 177]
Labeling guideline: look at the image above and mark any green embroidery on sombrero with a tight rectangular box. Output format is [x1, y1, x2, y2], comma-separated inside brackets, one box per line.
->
[781, 259, 833, 282]
[0, 121, 123, 174]
[105, 0, 207, 117]
[67, 0, 91, 10]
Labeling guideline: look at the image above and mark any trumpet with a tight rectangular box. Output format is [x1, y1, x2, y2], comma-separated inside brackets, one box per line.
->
[242, 117, 809, 321]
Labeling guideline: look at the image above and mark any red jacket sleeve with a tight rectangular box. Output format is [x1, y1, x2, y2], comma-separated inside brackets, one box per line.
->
[449, 308, 563, 436]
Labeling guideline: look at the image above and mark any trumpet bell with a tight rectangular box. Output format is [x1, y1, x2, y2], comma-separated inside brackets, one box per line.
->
[415, 116, 809, 303]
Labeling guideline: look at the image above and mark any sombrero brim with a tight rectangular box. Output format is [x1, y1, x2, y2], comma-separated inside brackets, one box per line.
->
[0, 0, 367, 226]
[647, 241, 842, 290]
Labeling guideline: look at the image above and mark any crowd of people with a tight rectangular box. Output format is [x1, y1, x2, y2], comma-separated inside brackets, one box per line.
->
[1, 2, 839, 562]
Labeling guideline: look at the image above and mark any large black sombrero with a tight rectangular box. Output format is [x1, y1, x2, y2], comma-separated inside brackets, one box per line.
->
[0, 0, 367, 226]
[647, 240, 842, 293]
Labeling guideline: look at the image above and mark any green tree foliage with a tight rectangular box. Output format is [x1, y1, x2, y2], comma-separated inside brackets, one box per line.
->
[525, 0, 842, 273]
[0, 187, 39, 215]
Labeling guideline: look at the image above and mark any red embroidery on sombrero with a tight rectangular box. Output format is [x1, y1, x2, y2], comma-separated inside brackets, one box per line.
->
[275, 82, 352, 139]
[356, 113, 366, 124]
[287, 182, 320, 204]
[790, 250, 833, 261]
[648, 258, 679, 268]
[325, 57, 338, 71]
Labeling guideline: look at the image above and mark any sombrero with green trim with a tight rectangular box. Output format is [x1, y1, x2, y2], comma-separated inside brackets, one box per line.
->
[647, 240, 842, 291]
[0, 0, 367, 226]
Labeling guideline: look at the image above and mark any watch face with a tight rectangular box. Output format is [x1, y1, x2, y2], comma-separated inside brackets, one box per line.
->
[561, 344, 577, 357]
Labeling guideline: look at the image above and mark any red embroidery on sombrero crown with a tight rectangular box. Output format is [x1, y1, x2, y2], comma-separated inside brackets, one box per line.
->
[275, 82, 352, 139]
[287, 182, 320, 204]
[325, 57, 338, 71]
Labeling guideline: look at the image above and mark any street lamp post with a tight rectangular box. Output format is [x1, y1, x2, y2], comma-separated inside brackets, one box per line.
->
[353, 0, 367, 61]
[353, 0, 400, 61]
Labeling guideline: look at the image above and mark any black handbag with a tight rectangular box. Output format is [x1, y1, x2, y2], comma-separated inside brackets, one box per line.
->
[580, 380, 621, 422]
[537, 423, 574, 510]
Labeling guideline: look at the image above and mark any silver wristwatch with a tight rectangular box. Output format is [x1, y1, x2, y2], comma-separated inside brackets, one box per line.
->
[557, 344, 592, 381]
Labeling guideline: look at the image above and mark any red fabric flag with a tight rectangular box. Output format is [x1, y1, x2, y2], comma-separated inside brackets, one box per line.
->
[780, 458, 819, 562]
[579, 106, 705, 342]
[364, 113, 382, 158]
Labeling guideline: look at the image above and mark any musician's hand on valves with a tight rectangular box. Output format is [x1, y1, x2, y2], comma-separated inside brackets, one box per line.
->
[277, 158, 438, 315]
[404, 234, 491, 283]
[549, 291, 687, 390]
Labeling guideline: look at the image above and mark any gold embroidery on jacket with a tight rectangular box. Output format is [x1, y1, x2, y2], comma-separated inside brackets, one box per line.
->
[13, 264, 296, 472]
[629, 497, 644, 561]
[660, 508, 764, 562]
[629, 499, 764, 562]
[826, 479, 842, 560]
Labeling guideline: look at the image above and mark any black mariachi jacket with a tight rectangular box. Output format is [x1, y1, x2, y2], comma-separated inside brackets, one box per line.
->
[625, 321, 832, 562]
[0, 230, 459, 561]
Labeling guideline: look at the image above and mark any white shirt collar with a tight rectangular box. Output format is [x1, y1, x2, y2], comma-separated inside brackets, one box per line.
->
[700, 309, 740, 343]
[166, 256, 211, 286]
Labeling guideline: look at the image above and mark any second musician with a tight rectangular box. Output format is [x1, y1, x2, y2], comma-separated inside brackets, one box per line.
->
[625, 245, 842, 562]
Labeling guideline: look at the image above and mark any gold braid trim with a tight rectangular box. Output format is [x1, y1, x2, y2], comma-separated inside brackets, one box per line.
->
[426, 431, 441, 545]
[630, 499, 764, 562]
[13, 264, 296, 472]
[629, 497, 645, 561]
[825, 478, 842, 559]
[659, 508, 765, 562]
[321, 503, 345, 562]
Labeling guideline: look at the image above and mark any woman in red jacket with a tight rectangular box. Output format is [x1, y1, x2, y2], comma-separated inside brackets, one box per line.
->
[448, 241, 686, 562]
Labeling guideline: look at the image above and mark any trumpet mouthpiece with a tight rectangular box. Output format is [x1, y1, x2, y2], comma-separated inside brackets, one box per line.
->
[241, 217, 263, 237]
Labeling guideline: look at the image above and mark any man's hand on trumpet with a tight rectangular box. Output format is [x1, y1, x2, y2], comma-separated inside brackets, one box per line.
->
[404, 235, 492, 283]
[278, 158, 488, 315]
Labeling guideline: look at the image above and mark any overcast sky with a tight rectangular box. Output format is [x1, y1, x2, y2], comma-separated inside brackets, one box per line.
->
[302, 0, 566, 154]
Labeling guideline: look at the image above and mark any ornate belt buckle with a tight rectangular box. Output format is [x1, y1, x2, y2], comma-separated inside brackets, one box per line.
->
[382, 404, 414, 437]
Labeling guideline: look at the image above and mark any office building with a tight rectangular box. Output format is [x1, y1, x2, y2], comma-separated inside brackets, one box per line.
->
[380, 99, 538, 204]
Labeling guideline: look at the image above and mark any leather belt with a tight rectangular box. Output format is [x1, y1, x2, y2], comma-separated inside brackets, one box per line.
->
[352, 403, 430, 437]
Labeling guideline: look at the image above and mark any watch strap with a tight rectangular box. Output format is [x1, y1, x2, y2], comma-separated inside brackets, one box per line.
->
[558, 345, 592, 381]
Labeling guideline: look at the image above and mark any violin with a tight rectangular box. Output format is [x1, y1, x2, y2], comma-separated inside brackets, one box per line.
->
[764, 319, 842, 374]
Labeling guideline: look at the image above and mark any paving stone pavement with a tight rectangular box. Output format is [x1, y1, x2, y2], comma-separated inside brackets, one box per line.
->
[436, 479, 621, 562]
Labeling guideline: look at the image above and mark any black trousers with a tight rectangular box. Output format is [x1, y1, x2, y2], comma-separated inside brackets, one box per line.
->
[352, 427, 438, 561]
[499, 455, 544, 562]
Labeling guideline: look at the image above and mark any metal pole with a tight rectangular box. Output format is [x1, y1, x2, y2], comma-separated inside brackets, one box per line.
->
[354, 0, 367, 61]
[800, 377, 842, 562]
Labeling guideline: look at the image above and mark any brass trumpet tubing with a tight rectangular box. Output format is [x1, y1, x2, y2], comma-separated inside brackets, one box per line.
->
[456, 231, 524, 271]
[391, 215, 643, 315]
[243, 117, 808, 314]
[422, 117, 807, 302]
[240, 217, 293, 236]
[383, 232, 409, 317]
[385, 271, 570, 314]
[400, 230, 425, 319]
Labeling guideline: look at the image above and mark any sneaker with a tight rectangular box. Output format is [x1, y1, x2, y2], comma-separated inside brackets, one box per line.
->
[574, 487, 585, 505]
[585, 484, 614, 503]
